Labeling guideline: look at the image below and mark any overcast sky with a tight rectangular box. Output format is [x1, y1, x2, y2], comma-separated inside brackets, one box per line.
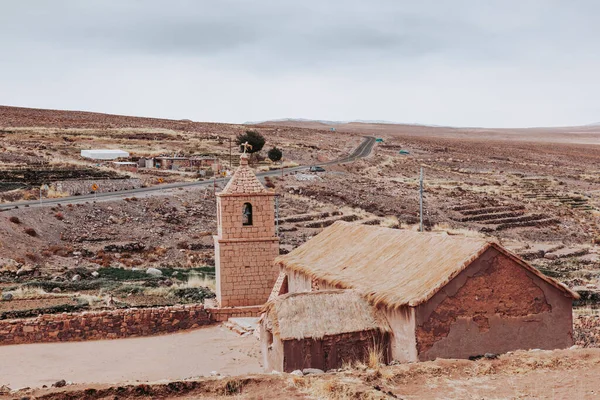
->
[1, 1, 599, 128]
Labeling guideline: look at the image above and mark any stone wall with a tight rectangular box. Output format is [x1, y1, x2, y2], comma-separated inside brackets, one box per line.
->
[51, 178, 142, 196]
[206, 305, 262, 322]
[0, 304, 210, 345]
[574, 315, 600, 347]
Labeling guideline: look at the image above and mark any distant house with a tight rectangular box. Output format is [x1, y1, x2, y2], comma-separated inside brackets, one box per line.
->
[261, 290, 391, 372]
[81, 149, 129, 160]
[154, 156, 218, 171]
[111, 161, 138, 172]
[262, 222, 578, 371]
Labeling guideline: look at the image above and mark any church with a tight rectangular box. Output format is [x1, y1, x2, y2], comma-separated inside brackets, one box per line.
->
[213, 152, 578, 372]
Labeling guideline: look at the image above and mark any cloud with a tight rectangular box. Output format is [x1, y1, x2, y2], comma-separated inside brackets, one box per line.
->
[1, 0, 600, 127]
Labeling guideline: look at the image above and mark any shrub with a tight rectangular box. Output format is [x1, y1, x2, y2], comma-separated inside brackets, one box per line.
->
[24, 228, 37, 237]
[25, 252, 40, 262]
[176, 241, 189, 250]
[267, 146, 283, 162]
[9, 216, 20, 224]
[235, 130, 265, 154]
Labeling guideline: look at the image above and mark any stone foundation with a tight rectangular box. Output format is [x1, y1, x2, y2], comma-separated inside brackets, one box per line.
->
[206, 305, 262, 322]
[0, 304, 210, 346]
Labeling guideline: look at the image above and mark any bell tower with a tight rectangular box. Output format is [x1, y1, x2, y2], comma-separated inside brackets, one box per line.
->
[214, 152, 280, 307]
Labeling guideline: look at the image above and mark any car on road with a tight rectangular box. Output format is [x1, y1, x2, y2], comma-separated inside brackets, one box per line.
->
[309, 166, 326, 172]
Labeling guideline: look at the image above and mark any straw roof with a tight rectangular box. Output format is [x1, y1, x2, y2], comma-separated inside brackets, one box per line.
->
[219, 154, 268, 196]
[263, 289, 390, 340]
[276, 222, 579, 309]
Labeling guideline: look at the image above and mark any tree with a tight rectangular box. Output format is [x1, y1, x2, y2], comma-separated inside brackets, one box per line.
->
[267, 146, 283, 162]
[235, 130, 265, 154]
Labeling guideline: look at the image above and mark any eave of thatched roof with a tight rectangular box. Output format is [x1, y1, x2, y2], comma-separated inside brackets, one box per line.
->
[262, 289, 390, 341]
[275, 222, 579, 310]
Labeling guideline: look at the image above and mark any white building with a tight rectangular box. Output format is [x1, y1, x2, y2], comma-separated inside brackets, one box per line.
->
[81, 149, 130, 160]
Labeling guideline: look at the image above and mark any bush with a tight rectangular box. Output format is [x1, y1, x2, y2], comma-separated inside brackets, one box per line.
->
[267, 147, 283, 162]
[173, 287, 215, 303]
[9, 216, 20, 224]
[25, 252, 40, 262]
[235, 130, 265, 154]
[24, 228, 37, 237]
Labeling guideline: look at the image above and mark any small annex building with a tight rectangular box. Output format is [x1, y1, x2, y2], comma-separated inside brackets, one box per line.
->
[262, 221, 578, 370]
[261, 290, 391, 372]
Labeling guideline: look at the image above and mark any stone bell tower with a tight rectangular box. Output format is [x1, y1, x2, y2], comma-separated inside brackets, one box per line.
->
[214, 152, 280, 307]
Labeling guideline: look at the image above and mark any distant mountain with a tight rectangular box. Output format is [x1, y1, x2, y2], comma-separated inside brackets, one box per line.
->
[247, 118, 449, 128]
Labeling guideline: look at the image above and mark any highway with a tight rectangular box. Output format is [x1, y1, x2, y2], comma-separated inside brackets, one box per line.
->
[0, 136, 376, 210]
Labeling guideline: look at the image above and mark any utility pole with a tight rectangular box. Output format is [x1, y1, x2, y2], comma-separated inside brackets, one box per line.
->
[419, 167, 424, 232]
[275, 195, 280, 237]
[281, 150, 284, 179]
[229, 137, 232, 170]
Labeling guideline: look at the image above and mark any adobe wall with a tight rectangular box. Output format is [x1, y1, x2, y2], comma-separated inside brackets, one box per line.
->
[260, 319, 285, 372]
[415, 248, 574, 361]
[386, 306, 418, 362]
[286, 270, 312, 293]
[282, 330, 391, 372]
[0, 304, 211, 346]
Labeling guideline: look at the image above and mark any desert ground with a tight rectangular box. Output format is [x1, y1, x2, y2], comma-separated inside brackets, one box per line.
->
[5, 348, 600, 399]
[2, 106, 600, 398]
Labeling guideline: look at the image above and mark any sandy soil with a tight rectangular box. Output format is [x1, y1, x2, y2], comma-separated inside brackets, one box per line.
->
[8, 348, 600, 399]
[0, 325, 261, 389]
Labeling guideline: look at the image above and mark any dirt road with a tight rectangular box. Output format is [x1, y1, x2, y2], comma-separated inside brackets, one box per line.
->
[0, 325, 261, 389]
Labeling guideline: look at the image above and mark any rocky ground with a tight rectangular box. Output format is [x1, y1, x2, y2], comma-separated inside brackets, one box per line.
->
[2, 107, 600, 323]
[0, 106, 359, 201]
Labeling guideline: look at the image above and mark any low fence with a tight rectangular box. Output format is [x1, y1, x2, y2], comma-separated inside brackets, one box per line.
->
[0, 304, 211, 345]
[0, 304, 263, 346]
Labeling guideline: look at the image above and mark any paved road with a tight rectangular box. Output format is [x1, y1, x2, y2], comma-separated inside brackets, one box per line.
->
[0, 136, 376, 210]
[0, 325, 261, 389]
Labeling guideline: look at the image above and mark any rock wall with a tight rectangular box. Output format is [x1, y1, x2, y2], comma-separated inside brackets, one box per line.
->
[51, 178, 142, 196]
[0, 304, 210, 345]
[206, 305, 262, 322]
[574, 315, 600, 347]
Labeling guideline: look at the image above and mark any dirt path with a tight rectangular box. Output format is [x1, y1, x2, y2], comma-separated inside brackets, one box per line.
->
[0, 325, 261, 389]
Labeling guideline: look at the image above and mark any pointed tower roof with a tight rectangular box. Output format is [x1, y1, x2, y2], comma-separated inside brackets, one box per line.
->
[219, 153, 270, 196]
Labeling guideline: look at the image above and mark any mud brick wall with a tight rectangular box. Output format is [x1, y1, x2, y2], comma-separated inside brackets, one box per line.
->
[574, 315, 600, 347]
[415, 248, 574, 361]
[52, 178, 142, 196]
[0, 304, 210, 345]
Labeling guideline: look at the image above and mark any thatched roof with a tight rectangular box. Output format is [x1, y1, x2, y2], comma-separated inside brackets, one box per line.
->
[219, 154, 268, 196]
[263, 290, 390, 340]
[276, 222, 579, 309]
